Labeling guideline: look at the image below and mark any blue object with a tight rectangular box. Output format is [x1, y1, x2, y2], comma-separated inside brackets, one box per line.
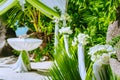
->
[15, 26, 28, 37]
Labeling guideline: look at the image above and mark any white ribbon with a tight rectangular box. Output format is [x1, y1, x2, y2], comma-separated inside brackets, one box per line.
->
[54, 22, 59, 54]
[93, 61, 107, 80]
[64, 35, 71, 57]
[93, 62, 101, 80]
[78, 43, 86, 80]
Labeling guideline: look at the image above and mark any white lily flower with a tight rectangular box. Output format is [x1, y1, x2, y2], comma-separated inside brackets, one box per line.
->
[60, 13, 70, 21]
[52, 16, 60, 23]
[59, 27, 72, 34]
[72, 37, 78, 46]
[89, 44, 116, 65]
[77, 33, 89, 45]
[101, 53, 110, 64]
[108, 51, 116, 55]
[88, 44, 105, 55]
[91, 55, 96, 61]
[105, 44, 115, 52]
[95, 59, 103, 67]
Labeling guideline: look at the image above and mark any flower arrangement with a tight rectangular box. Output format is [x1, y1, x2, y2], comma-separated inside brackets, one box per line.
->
[52, 13, 72, 23]
[72, 33, 89, 46]
[60, 13, 71, 21]
[59, 27, 73, 35]
[52, 16, 60, 23]
[88, 44, 116, 65]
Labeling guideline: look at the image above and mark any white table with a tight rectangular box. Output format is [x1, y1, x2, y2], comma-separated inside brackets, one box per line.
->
[7, 38, 42, 72]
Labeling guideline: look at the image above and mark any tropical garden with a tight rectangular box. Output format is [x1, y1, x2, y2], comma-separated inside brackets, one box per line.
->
[0, 0, 120, 80]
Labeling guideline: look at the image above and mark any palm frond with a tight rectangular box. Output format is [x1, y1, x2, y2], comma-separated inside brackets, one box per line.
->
[48, 37, 81, 80]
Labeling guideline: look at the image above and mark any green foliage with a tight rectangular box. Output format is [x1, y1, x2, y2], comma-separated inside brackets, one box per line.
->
[108, 36, 120, 47]
[85, 62, 93, 80]
[49, 38, 81, 80]
[68, 0, 120, 45]
[42, 42, 54, 58]
[32, 40, 54, 62]
[32, 48, 42, 62]
[12, 50, 20, 56]
[106, 65, 120, 80]
[111, 54, 117, 59]
[49, 54, 81, 80]
[98, 65, 111, 80]
[22, 50, 30, 65]
[0, 0, 3, 3]
[0, 0, 7, 5]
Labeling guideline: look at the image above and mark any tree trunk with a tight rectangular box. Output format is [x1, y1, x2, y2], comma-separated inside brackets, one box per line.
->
[0, 20, 16, 57]
[0, 20, 6, 56]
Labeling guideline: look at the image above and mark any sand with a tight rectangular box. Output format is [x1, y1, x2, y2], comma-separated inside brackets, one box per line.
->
[0, 56, 52, 80]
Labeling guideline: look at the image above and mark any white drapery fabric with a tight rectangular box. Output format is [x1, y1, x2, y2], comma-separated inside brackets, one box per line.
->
[39, 0, 67, 13]
[93, 62, 101, 80]
[7, 38, 42, 72]
[7, 38, 42, 51]
[42, 0, 69, 55]
[54, 21, 59, 54]
[19, 0, 26, 11]
[64, 35, 71, 57]
[0, 0, 15, 11]
[78, 43, 86, 80]
[12, 51, 28, 72]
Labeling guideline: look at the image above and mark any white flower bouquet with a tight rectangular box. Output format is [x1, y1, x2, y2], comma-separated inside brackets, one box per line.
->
[59, 27, 73, 35]
[60, 13, 71, 21]
[52, 16, 60, 23]
[72, 33, 89, 46]
[88, 44, 116, 64]
[90, 44, 116, 80]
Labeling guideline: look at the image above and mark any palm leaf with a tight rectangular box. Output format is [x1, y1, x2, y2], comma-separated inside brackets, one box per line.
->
[48, 37, 81, 80]
[49, 52, 81, 80]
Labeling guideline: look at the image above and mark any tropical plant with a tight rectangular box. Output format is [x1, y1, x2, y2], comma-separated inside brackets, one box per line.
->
[68, 0, 119, 45]
[48, 36, 81, 80]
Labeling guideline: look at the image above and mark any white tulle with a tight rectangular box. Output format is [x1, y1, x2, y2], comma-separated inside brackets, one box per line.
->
[7, 38, 42, 72]
[12, 51, 30, 73]
[78, 43, 86, 80]
[7, 38, 42, 51]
